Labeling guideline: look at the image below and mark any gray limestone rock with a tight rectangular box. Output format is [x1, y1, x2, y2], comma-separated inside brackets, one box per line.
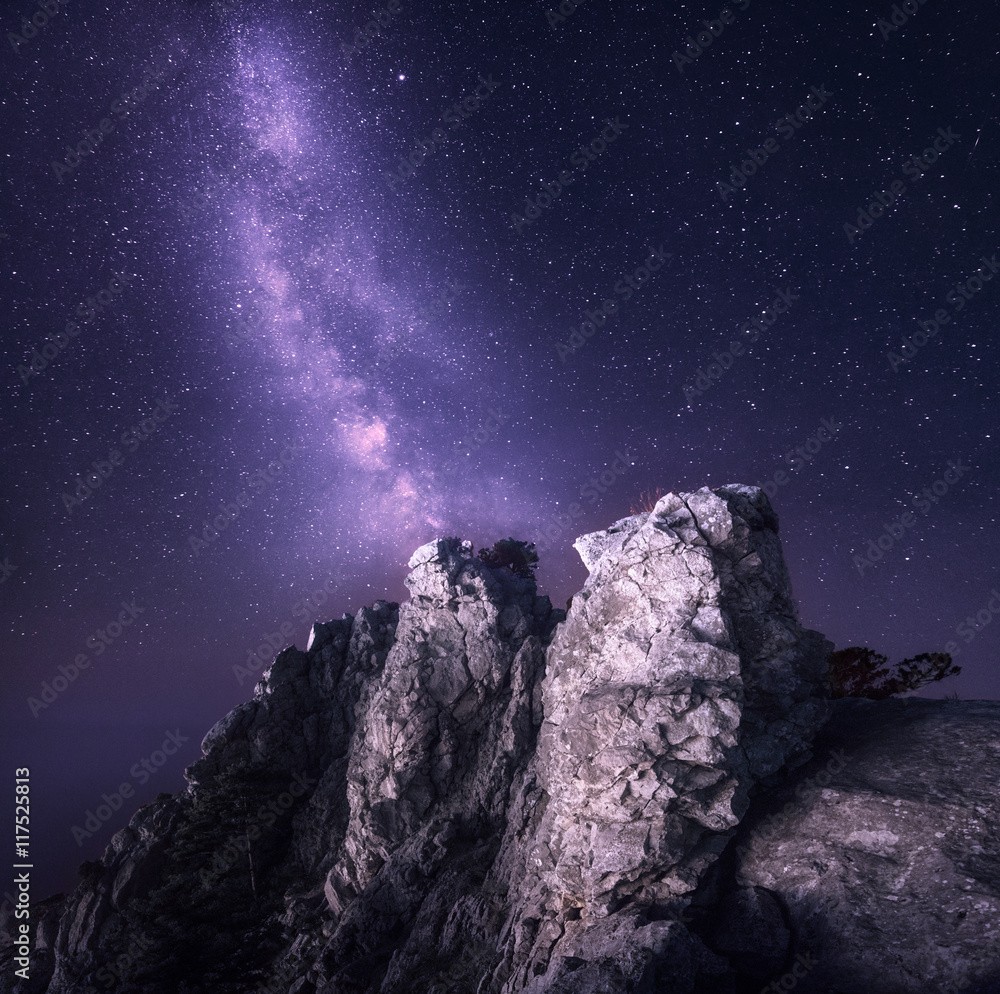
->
[485, 486, 832, 990]
[704, 697, 1000, 994]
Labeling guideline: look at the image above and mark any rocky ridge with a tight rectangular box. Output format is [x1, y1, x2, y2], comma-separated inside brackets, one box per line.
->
[1, 485, 997, 994]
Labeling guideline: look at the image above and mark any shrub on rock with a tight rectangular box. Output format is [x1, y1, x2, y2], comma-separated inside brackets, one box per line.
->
[827, 646, 959, 699]
[476, 538, 539, 579]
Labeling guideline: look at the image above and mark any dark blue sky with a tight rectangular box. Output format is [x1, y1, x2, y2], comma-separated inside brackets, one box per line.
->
[2, 0, 998, 903]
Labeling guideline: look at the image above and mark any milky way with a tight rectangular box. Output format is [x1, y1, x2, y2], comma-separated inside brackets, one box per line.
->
[2, 0, 998, 899]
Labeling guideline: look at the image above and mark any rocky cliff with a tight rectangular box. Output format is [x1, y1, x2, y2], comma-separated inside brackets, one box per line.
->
[2, 486, 997, 994]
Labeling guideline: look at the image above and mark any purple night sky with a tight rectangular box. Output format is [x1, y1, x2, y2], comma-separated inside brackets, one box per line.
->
[2, 0, 998, 904]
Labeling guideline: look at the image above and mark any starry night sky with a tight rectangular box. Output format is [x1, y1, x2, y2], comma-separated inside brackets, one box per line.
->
[2, 0, 998, 903]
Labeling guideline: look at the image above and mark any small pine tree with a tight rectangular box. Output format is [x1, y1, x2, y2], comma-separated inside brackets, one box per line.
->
[477, 538, 539, 579]
[827, 646, 960, 700]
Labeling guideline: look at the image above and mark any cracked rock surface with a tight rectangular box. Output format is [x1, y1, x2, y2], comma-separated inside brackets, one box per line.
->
[1, 487, 995, 994]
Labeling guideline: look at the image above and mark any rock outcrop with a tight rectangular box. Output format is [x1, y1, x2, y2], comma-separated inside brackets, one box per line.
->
[696, 697, 1000, 994]
[1, 486, 996, 994]
[486, 486, 832, 992]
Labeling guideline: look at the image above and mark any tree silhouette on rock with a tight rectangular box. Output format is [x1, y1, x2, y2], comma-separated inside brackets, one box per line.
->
[115, 762, 305, 993]
[827, 646, 960, 700]
[476, 538, 539, 579]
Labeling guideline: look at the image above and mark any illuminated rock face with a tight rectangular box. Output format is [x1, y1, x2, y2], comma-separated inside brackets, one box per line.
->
[494, 486, 832, 991]
[530, 486, 832, 906]
[10, 488, 997, 994]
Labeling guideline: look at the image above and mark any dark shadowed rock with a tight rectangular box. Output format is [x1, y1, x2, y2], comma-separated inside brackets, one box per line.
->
[706, 886, 789, 978]
[697, 697, 1000, 994]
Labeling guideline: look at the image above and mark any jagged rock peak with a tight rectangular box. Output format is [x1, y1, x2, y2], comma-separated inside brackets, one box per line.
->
[492, 485, 833, 989]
